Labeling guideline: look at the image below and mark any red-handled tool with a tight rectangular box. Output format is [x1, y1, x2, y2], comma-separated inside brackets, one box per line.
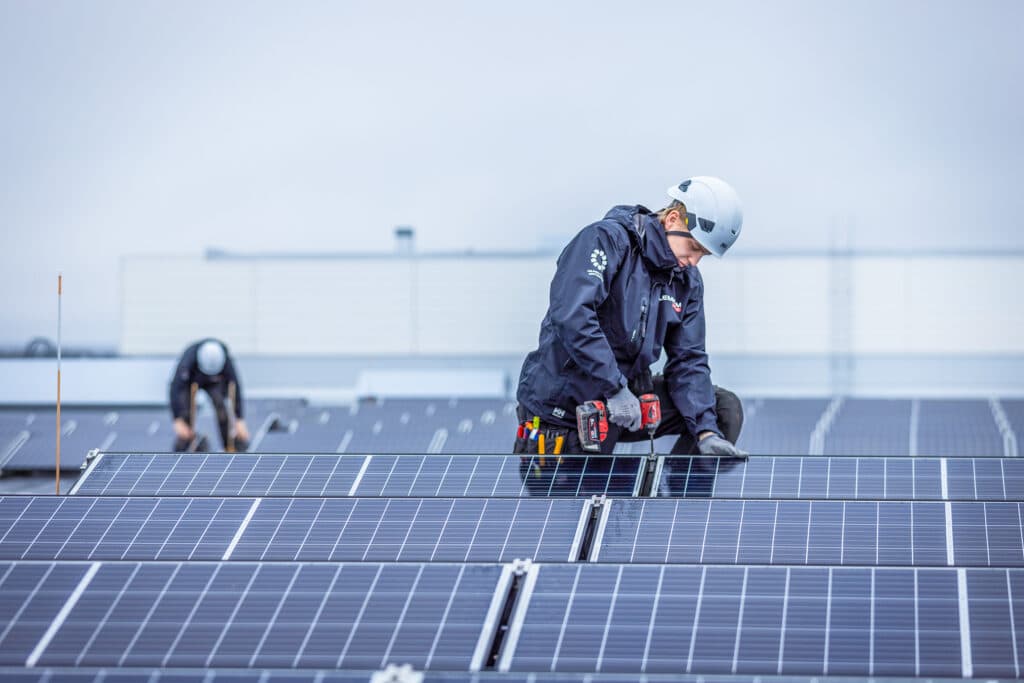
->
[639, 393, 661, 456]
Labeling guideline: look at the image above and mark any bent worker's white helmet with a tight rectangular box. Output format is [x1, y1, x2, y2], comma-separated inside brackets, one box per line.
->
[666, 176, 743, 257]
[197, 340, 226, 376]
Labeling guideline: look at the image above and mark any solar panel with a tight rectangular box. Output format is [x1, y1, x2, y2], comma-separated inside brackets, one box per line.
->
[231, 498, 586, 563]
[1, 410, 114, 473]
[71, 453, 643, 498]
[0, 562, 96, 666]
[735, 398, 830, 456]
[0, 670, 373, 683]
[0, 670, 895, 683]
[917, 399, 1005, 457]
[0, 497, 253, 561]
[0, 497, 587, 563]
[594, 499, 1024, 567]
[3, 561, 502, 670]
[661, 455, 1023, 500]
[354, 455, 640, 497]
[824, 399, 913, 456]
[507, 564, 1021, 677]
[72, 453, 368, 498]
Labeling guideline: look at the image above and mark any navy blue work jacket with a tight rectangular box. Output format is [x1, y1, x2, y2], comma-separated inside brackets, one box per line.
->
[516, 205, 720, 437]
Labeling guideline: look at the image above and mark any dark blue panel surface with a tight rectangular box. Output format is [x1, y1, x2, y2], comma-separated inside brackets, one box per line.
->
[953, 503, 1024, 567]
[508, 566, 1016, 677]
[596, 500, 993, 566]
[872, 569, 916, 676]
[0, 562, 91, 665]
[73, 454, 365, 497]
[0, 670, 372, 683]
[915, 570, 963, 677]
[74, 453, 641, 498]
[660, 456, 1016, 500]
[26, 561, 501, 669]
[967, 570, 1019, 678]
[232, 497, 583, 562]
[0, 497, 250, 561]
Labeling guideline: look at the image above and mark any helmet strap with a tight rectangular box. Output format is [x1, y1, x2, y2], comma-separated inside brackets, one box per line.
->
[665, 230, 693, 239]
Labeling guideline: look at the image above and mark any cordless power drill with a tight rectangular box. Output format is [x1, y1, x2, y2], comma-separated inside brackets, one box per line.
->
[576, 393, 661, 453]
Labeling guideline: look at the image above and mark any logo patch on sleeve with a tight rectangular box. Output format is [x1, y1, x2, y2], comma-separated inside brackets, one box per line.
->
[587, 249, 608, 279]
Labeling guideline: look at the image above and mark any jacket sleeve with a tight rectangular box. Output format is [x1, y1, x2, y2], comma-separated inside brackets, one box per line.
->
[547, 224, 628, 399]
[224, 356, 244, 419]
[169, 353, 193, 421]
[662, 272, 721, 437]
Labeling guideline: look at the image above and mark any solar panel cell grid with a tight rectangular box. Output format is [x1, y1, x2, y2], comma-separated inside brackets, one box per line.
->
[917, 400, 1004, 457]
[232, 498, 584, 562]
[661, 455, 1024, 500]
[952, 502, 1024, 566]
[25, 562, 501, 670]
[73, 454, 643, 498]
[595, 499, 1015, 566]
[0, 563, 91, 665]
[76, 454, 365, 497]
[508, 565, 1008, 677]
[0, 497, 252, 561]
[824, 399, 912, 457]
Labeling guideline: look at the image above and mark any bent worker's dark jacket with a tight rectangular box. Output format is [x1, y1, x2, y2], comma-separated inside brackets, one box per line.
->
[516, 205, 721, 437]
[169, 340, 244, 422]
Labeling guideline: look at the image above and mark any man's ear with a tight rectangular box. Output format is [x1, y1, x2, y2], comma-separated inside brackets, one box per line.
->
[665, 207, 686, 229]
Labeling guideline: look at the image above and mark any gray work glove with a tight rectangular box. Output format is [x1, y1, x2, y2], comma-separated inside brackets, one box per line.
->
[606, 386, 642, 431]
[698, 434, 749, 459]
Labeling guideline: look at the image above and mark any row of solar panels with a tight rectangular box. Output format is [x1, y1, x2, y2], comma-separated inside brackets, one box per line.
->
[70, 452, 1024, 500]
[0, 560, 1019, 677]
[2, 495, 1022, 566]
[2, 397, 1021, 473]
[1, 449, 1021, 681]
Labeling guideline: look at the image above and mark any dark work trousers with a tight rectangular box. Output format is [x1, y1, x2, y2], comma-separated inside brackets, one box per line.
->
[172, 383, 248, 452]
[514, 378, 743, 456]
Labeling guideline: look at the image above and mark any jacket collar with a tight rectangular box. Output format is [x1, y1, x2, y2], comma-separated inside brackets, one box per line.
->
[603, 204, 681, 273]
[638, 210, 681, 272]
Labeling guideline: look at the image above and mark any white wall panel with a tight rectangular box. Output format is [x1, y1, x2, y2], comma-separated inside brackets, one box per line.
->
[253, 260, 414, 354]
[704, 259, 831, 353]
[121, 253, 1023, 357]
[904, 258, 1023, 353]
[415, 258, 554, 354]
[851, 258, 911, 352]
[700, 261, 747, 352]
[120, 256, 258, 354]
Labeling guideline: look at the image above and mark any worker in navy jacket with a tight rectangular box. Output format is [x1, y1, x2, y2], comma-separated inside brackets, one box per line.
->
[169, 338, 249, 452]
[515, 177, 747, 457]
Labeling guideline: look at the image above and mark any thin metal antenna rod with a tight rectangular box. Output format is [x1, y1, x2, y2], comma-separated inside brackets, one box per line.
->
[56, 274, 62, 495]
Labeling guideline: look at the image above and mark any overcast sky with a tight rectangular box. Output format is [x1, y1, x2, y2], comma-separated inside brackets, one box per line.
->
[1, 0, 1022, 345]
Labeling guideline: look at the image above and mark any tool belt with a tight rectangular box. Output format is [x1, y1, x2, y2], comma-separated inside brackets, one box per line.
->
[513, 408, 571, 457]
[513, 418, 570, 456]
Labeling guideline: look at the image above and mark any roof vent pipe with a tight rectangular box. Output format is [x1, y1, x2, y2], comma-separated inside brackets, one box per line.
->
[395, 226, 415, 254]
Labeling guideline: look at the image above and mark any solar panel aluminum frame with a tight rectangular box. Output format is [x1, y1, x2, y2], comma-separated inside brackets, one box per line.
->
[566, 499, 592, 562]
[67, 450, 103, 495]
[587, 498, 613, 563]
[496, 560, 541, 672]
[469, 562, 515, 671]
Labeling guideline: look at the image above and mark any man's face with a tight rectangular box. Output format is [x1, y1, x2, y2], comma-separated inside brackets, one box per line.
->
[664, 208, 711, 268]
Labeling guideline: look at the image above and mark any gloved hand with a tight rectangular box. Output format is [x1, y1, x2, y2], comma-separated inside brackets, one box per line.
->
[698, 434, 749, 459]
[606, 386, 642, 431]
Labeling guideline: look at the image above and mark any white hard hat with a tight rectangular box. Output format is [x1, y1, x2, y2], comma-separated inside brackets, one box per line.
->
[666, 176, 743, 257]
[197, 340, 226, 375]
